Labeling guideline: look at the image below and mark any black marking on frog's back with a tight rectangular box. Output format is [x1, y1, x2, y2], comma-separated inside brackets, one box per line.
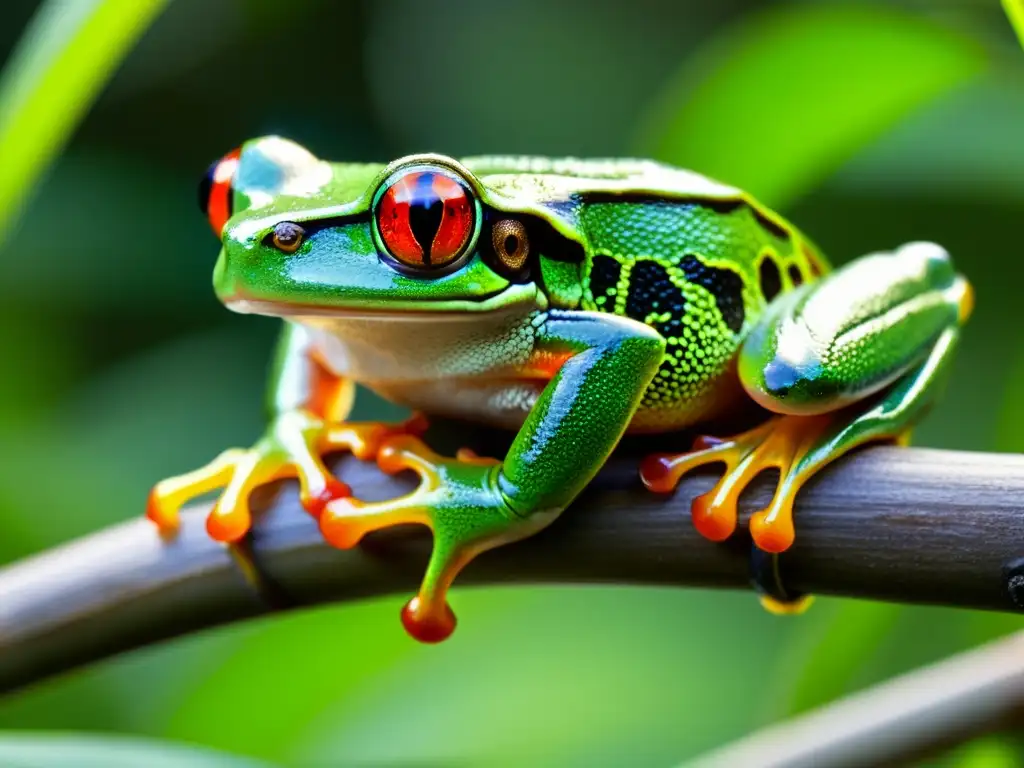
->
[589, 254, 622, 310]
[679, 254, 745, 334]
[788, 263, 805, 287]
[572, 196, 822, 422]
[753, 209, 790, 240]
[759, 254, 783, 302]
[624, 261, 686, 338]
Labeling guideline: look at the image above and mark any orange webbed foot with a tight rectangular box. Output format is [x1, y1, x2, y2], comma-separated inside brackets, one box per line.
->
[640, 415, 834, 553]
[146, 411, 428, 543]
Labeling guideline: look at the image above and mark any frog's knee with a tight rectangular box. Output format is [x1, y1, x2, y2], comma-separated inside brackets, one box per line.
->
[740, 354, 839, 416]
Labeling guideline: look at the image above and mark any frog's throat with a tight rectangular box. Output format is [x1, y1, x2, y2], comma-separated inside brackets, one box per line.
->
[222, 282, 541, 319]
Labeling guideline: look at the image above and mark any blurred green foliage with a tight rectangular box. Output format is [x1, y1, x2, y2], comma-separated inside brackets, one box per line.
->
[0, 731, 273, 768]
[1007, 0, 1024, 49]
[0, 0, 167, 240]
[0, 0, 1023, 765]
[635, 3, 987, 207]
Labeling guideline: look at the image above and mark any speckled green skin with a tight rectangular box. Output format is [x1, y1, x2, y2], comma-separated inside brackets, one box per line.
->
[576, 200, 818, 429]
[187, 136, 970, 637]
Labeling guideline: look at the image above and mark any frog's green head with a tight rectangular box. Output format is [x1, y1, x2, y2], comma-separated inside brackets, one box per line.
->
[198, 136, 554, 317]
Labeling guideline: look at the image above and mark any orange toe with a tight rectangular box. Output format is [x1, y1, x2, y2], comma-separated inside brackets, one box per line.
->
[691, 490, 736, 541]
[749, 511, 796, 553]
[319, 497, 366, 549]
[401, 596, 456, 643]
[206, 506, 251, 543]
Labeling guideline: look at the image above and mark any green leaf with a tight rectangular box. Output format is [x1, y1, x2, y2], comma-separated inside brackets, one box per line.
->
[635, 3, 986, 208]
[947, 735, 1023, 768]
[829, 78, 1024, 203]
[1006, 0, 1024, 51]
[0, 0, 169, 242]
[0, 732, 275, 768]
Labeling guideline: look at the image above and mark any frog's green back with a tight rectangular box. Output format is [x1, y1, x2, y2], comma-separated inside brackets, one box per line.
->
[581, 199, 821, 426]
[465, 156, 828, 429]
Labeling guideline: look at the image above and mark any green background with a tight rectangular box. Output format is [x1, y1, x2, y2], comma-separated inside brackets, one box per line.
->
[0, 1, 1022, 765]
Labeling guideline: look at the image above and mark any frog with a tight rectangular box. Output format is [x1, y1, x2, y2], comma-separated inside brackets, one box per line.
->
[147, 136, 973, 643]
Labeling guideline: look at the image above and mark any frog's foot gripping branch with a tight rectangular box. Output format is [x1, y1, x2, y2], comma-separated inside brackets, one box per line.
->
[639, 414, 856, 615]
[319, 435, 551, 644]
[146, 412, 426, 542]
[640, 415, 835, 556]
[640, 328, 962, 616]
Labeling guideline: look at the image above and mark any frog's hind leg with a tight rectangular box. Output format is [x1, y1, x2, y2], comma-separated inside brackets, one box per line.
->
[641, 242, 972, 555]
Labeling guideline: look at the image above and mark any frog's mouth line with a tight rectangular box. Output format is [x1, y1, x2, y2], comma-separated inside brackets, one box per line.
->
[223, 282, 540, 320]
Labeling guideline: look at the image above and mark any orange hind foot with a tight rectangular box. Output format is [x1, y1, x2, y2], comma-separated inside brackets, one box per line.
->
[640, 414, 835, 553]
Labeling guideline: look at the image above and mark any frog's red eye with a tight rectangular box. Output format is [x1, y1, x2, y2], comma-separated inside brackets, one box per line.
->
[375, 168, 475, 270]
[198, 148, 241, 237]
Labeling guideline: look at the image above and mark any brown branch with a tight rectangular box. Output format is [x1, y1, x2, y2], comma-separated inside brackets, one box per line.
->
[0, 445, 1022, 696]
[687, 630, 1024, 767]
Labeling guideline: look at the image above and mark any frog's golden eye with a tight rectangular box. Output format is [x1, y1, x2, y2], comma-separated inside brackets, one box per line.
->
[375, 167, 475, 270]
[491, 219, 530, 272]
[270, 221, 305, 253]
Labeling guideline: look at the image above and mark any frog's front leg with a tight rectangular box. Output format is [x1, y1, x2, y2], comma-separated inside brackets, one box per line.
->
[642, 242, 972, 568]
[319, 311, 665, 642]
[147, 322, 423, 540]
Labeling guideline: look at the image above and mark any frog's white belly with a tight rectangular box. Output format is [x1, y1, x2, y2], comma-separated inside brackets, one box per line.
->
[294, 306, 543, 428]
[373, 377, 544, 430]
[297, 305, 537, 381]
[293, 305, 741, 433]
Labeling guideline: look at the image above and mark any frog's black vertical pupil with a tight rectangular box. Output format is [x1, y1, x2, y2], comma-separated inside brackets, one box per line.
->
[406, 173, 444, 265]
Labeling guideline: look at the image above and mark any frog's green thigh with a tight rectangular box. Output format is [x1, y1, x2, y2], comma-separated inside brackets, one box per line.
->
[319, 310, 664, 642]
[642, 242, 973, 556]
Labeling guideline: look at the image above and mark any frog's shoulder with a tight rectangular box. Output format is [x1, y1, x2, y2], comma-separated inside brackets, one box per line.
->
[460, 155, 745, 202]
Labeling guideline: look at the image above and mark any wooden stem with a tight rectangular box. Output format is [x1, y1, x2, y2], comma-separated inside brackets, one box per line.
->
[0, 445, 1022, 696]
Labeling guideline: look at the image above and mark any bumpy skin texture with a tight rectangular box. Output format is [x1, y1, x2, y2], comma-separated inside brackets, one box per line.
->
[149, 137, 971, 640]
[577, 200, 816, 429]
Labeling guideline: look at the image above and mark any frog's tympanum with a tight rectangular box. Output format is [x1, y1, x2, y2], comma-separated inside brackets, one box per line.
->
[148, 137, 972, 641]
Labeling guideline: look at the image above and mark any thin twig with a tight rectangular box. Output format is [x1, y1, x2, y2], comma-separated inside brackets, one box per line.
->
[0, 445, 1022, 695]
[687, 630, 1024, 768]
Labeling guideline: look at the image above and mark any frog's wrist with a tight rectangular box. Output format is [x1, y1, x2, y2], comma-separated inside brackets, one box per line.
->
[496, 469, 565, 520]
